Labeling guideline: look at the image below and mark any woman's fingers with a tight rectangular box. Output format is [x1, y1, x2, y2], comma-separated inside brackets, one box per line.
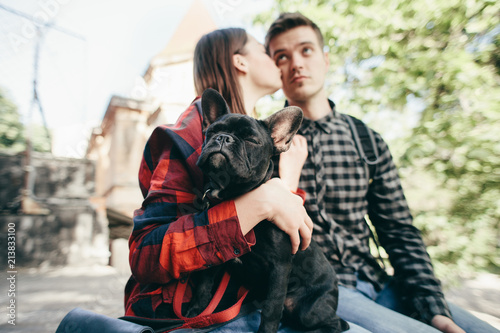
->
[235, 177, 313, 254]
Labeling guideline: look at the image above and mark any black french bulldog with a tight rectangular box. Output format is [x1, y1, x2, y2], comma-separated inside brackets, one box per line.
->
[189, 88, 348, 333]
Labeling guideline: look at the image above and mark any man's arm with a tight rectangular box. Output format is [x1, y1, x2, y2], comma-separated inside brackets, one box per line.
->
[366, 131, 452, 324]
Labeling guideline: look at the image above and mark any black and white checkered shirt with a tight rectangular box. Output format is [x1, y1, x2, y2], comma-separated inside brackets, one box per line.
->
[279, 100, 451, 324]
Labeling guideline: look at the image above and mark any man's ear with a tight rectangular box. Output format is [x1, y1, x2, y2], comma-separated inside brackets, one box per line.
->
[263, 106, 303, 154]
[323, 50, 330, 72]
[201, 88, 231, 128]
[233, 54, 248, 74]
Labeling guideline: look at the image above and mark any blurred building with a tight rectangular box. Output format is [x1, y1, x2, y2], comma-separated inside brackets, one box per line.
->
[0, 151, 109, 268]
[86, 0, 217, 272]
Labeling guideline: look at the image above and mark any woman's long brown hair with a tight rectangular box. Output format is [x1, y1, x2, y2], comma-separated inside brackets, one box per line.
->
[193, 28, 247, 115]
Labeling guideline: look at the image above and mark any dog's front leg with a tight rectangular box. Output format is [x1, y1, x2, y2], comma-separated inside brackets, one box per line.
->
[258, 260, 292, 333]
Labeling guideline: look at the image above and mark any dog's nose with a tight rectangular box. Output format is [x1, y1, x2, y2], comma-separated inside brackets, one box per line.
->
[215, 134, 233, 145]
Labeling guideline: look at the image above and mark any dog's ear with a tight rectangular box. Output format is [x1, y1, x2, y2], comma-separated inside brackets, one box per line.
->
[201, 88, 231, 129]
[263, 106, 303, 154]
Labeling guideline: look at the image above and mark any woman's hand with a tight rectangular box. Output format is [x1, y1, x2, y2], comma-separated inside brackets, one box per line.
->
[279, 135, 308, 191]
[234, 177, 313, 254]
[431, 315, 465, 333]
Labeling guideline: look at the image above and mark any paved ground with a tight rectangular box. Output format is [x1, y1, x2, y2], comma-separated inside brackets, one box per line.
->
[0, 265, 129, 333]
[0, 265, 499, 333]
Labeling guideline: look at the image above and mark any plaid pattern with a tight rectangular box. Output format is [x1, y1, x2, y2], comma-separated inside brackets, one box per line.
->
[125, 100, 256, 319]
[287, 100, 451, 324]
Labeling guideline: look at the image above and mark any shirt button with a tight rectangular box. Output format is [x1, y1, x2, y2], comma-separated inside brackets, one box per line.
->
[233, 247, 240, 255]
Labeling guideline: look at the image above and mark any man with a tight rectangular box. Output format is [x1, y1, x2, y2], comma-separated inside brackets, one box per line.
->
[265, 12, 498, 333]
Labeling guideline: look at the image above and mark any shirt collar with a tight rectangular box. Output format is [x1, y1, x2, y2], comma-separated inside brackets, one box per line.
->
[285, 99, 338, 135]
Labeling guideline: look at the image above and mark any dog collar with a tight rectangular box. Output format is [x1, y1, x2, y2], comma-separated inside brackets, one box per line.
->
[201, 188, 211, 210]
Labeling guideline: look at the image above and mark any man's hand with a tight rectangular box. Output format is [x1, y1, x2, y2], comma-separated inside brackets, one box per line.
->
[431, 315, 465, 333]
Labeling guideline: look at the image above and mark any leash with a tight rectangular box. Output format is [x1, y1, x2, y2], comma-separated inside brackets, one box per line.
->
[172, 272, 249, 328]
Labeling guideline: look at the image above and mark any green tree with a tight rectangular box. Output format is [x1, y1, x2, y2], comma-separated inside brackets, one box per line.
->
[256, 0, 500, 279]
[0, 89, 25, 151]
[0, 88, 51, 153]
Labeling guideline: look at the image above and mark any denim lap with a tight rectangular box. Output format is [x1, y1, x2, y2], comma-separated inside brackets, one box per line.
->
[199, 279, 500, 333]
[209, 309, 369, 333]
[337, 284, 441, 333]
[338, 281, 500, 333]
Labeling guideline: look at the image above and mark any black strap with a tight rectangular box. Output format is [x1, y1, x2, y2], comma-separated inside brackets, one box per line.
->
[342, 114, 379, 183]
[342, 113, 386, 270]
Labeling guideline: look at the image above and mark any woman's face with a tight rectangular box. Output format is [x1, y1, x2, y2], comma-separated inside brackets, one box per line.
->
[242, 35, 282, 95]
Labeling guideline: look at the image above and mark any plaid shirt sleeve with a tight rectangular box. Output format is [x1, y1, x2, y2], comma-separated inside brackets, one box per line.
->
[367, 132, 451, 324]
[129, 102, 255, 285]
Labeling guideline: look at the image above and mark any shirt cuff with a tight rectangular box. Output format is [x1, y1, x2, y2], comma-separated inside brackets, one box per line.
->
[411, 294, 452, 324]
[293, 188, 307, 203]
[204, 200, 256, 266]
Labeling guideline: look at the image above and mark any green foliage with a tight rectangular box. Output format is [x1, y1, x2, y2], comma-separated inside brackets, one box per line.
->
[0, 88, 51, 153]
[0, 89, 24, 151]
[256, 0, 500, 279]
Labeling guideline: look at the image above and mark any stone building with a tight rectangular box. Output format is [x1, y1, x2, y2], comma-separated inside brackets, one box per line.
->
[86, 0, 217, 272]
[0, 151, 109, 268]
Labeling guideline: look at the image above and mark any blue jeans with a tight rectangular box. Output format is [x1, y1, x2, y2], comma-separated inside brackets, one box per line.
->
[208, 308, 368, 333]
[336, 278, 499, 333]
[206, 278, 499, 333]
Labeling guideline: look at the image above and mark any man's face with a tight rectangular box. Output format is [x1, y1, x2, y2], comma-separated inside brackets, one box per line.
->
[268, 26, 329, 103]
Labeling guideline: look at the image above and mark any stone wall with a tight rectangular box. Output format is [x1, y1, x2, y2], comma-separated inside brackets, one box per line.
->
[0, 151, 109, 268]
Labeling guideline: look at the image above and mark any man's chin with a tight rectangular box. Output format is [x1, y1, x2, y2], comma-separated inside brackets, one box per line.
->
[285, 84, 324, 102]
[284, 89, 309, 102]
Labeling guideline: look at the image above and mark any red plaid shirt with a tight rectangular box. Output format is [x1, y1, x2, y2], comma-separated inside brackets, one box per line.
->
[124, 99, 256, 318]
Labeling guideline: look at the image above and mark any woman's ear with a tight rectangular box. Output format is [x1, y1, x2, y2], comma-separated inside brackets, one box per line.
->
[233, 54, 248, 74]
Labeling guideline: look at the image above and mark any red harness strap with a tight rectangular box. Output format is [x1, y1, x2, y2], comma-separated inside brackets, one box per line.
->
[172, 272, 248, 329]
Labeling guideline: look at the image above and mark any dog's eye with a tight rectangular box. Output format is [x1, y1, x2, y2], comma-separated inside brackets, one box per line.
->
[245, 138, 260, 144]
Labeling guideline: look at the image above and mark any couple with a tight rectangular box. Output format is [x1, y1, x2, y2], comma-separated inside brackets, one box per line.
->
[125, 12, 497, 333]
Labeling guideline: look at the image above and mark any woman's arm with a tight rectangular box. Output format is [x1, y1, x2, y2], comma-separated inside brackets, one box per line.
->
[277, 135, 308, 192]
[269, 134, 311, 253]
[235, 177, 313, 254]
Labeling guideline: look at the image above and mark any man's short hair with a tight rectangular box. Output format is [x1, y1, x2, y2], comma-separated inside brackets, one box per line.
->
[265, 12, 325, 54]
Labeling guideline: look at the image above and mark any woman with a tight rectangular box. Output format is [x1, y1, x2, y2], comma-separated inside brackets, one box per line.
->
[124, 28, 314, 332]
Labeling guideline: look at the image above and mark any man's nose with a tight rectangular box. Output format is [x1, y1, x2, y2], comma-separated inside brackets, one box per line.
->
[291, 55, 304, 72]
[215, 134, 233, 145]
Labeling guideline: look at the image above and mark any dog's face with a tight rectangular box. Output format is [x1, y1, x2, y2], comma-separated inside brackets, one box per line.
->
[197, 88, 303, 200]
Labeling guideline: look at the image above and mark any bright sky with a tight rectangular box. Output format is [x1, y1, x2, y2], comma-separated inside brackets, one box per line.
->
[0, 0, 271, 157]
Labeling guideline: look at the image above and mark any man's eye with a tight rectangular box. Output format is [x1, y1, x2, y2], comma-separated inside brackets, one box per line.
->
[303, 47, 312, 54]
[276, 54, 287, 64]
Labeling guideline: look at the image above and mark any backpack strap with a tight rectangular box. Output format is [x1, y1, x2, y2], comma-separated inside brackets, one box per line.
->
[342, 113, 386, 270]
[342, 114, 379, 183]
